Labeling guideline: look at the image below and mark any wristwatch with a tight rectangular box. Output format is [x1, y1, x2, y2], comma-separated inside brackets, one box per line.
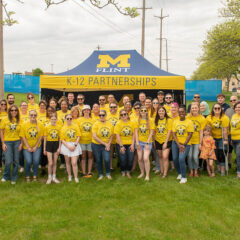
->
[74, 144, 77, 147]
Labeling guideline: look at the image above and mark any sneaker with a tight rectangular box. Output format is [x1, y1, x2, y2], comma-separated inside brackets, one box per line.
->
[52, 178, 60, 184]
[46, 178, 52, 184]
[1, 178, 6, 182]
[176, 174, 182, 180]
[154, 169, 160, 174]
[97, 176, 104, 181]
[106, 175, 112, 180]
[152, 167, 156, 171]
[68, 176, 72, 182]
[221, 172, 225, 176]
[180, 178, 187, 184]
[75, 178, 79, 183]
[19, 167, 24, 173]
[11, 181, 16, 185]
[60, 164, 66, 169]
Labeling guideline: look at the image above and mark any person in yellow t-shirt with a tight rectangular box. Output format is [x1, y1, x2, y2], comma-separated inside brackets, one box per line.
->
[154, 106, 172, 178]
[206, 103, 229, 175]
[76, 94, 85, 114]
[43, 113, 61, 184]
[230, 102, 240, 178]
[150, 98, 159, 120]
[60, 114, 81, 183]
[163, 93, 173, 116]
[0, 105, 22, 183]
[169, 102, 180, 121]
[20, 110, 44, 182]
[71, 106, 81, 125]
[57, 99, 71, 124]
[49, 98, 57, 111]
[186, 102, 206, 177]
[19, 101, 29, 124]
[106, 94, 118, 113]
[135, 106, 155, 181]
[44, 106, 62, 128]
[130, 102, 141, 122]
[27, 93, 39, 113]
[98, 95, 109, 113]
[37, 100, 47, 124]
[115, 109, 135, 178]
[92, 103, 100, 122]
[92, 110, 114, 180]
[172, 106, 193, 184]
[78, 105, 94, 177]
[107, 102, 119, 171]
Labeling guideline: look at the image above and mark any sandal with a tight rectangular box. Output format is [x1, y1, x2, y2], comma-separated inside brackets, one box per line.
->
[33, 176, 37, 182]
[26, 177, 30, 182]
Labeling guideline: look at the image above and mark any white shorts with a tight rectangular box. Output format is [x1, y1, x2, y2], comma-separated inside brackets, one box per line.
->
[60, 142, 82, 157]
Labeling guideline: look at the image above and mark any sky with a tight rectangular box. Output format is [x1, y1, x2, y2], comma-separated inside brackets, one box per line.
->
[3, 0, 223, 78]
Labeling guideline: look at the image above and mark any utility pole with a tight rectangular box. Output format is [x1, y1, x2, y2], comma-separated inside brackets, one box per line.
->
[138, 0, 152, 57]
[0, 0, 4, 99]
[155, 9, 168, 69]
[96, 45, 101, 50]
[51, 64, 54, 73]
[157, 38, 170, 71]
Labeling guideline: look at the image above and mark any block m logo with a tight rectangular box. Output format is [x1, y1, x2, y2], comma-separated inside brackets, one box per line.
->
[97, 54, 131, 68]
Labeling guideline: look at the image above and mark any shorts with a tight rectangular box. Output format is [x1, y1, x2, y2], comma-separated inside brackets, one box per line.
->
[155, 140, 172, 150]
[46, 141, 59, 153]
[136, 141, 152, 151]
[80, 143, 92, 152]
[60, 142, 82, 157]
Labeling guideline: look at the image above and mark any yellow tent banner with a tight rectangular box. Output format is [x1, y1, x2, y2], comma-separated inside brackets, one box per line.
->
[40, 75, 185, 90]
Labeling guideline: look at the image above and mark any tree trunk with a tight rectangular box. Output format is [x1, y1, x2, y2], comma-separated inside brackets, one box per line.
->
[226, 77, 230, 92]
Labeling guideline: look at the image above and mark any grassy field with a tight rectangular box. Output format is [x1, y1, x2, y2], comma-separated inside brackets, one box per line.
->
[1, 92, 239, 240]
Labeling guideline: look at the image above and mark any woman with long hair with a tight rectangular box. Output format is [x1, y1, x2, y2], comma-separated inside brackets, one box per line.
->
[71, 106, 81, 124]
[0, 99, 7, 173]
[27, 93, 39, 112]
[60, 114, 81, 183]
[154, 106, 172, 178]
[187, 102, 206, 177]
[57, 99, 70, 124]
[115, 109, 135, 178]
[206, 103, 229, 176]
[0, 105, 22, 184]
[172, 106, 193, 184]
[49, 98, 58, 111]
[38, 100, 47, 124]
[135, 106, 155, 181]
[20, 110, 44, 182]
[150, 98, 159, 119]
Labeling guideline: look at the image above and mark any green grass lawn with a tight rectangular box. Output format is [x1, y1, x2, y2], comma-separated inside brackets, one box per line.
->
[1, 92, 239, 240]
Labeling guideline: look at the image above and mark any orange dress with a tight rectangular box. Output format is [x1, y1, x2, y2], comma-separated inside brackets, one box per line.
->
[200, 136, 217, 160]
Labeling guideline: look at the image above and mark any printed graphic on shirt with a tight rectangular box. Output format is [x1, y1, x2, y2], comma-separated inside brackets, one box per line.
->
[66, 129, 76, 139]
[49, 129, 59, 140]
[192, 120, 200, 132]
[213, 120, 222, 129]
[176, 125, 186, 136]
[231, 119, 240, 128]
[121, 126, 132, 137]
[157, 123, 166, 134]
[82, 122, 92, 132]
[100, 127, 110, 137]
[109, 117, 118, 126]
[27, 127, 38, 138]
[9, 123, 17, 131]
[139, 124, 148, 136]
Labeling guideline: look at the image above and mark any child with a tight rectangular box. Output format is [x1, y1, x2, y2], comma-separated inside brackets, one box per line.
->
[43, 113, 61, 184]
[200, 125, 216, 177]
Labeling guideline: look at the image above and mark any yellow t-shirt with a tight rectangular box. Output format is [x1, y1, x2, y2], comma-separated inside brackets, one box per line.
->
[230, 114, 240, 140]
[37, 111, 47, 124]
[60, 124, 81, 142]
[135, 118, 155, 143]
[28, 103, 39, 113]
[57, 110, 71, 124]
[114, 119, 135, 145]
[0, 118, 21, 141]
[155, 118, 173, 144]
[164, 104, 171, 116]
[107, 112, 119, 127]
[206, 115, 229, 139]
[92, 114, 100, 122]
[186, 114, 206, 144]
[169, 113, 180, 122]
[20, 121, 44, 149]
[0, 112, 7, 124]
[78, 117, 94, 144]
[44, 124, 61, 142]
[172, 119, 194, 145]
[92, 120, 114, 144]
[20, 112, 29, 124]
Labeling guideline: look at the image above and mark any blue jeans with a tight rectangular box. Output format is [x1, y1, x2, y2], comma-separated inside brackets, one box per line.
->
[23, 147, 42, 177]
[91, 143, 110, 177]
[172, 141, 190, 178]
[232, 140, 240, 174]
[152, 147, 160, 171]
[3, 140, 21, 182]
[187, 144, 199, 170]
[117, 144, 134, 173]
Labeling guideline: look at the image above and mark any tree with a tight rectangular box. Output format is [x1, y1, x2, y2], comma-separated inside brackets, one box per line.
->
[33, 68, 43, 76]
[219, 0, 240, 19]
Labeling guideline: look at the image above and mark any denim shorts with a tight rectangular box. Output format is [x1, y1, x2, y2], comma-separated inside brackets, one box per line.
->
[80, 143, 92, 152]
[136, 141, 152, 151]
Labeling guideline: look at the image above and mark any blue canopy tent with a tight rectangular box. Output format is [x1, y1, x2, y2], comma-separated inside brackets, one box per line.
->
[40, 50, 185, 105]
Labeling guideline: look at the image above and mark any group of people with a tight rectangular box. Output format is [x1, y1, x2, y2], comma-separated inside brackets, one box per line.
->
[0, 90, 239, 185]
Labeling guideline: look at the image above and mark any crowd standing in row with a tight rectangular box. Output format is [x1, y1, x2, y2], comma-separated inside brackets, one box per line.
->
[0, 91, 239, 185]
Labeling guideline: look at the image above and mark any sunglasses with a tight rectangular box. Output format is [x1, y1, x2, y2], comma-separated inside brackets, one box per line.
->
[110, 106, 117, 108]
[214, 107, 221, 110]
[28, 97, 34, 100]
[66, 118, 72, 120]
[194, 96, 200, 98]
[1, 103, 6, 106]
[10, 109, 17, 112]
[120, 113, 127, 117]
[77, 98, 84, 100]
[141, 110, 147, 113]
[30, 114, 37, 117]
[152, 102, 159, 104]
[230, 99, 237, 102]
[134, 107, 140, 110]
[99, 99, 105, 101]
[165, 97, 172, 99]
[99, 114, 105, 117]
